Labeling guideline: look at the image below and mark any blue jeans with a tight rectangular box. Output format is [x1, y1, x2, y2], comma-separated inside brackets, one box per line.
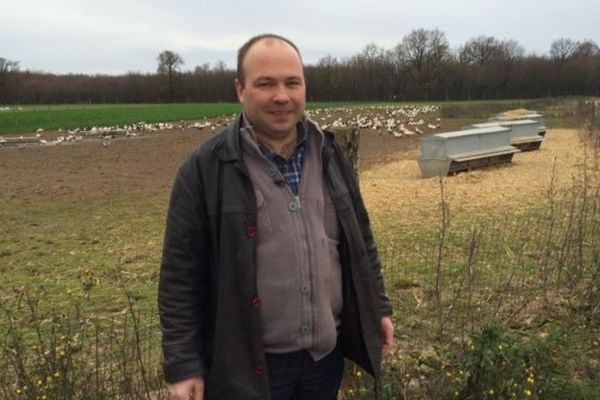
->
[265, 342, 344, 400]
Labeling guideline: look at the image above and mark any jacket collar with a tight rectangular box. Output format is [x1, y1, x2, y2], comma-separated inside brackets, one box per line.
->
[210, 113, 244, 162]
[213, 113, 334, 163]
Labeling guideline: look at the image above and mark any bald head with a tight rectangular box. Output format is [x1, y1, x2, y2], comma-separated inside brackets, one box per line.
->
[237, 34, 303, 85]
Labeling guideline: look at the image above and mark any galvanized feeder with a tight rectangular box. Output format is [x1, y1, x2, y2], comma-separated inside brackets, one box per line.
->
[418, 126, 520, 178]
[0, 135, 42, 147]
[468, 119, 544, 151]
[490, 112, 547, 137]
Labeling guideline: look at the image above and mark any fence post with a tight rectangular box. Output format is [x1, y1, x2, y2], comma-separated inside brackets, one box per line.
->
[331, 127, 360, 179]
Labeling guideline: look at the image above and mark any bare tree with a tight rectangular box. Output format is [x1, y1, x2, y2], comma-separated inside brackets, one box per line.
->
[212, 60, 227, 73]
[459, 36, 505, 99]
[193, 63, 210, 75]
[550, 38, 577, 63]
[310, 55, 344, 100]
[359, 43, 386, 63]
[395, 28, 451, 100]
[346, 43, 394, 100]
[210, 61, 235, 102]
[499, 40, 524, 61]
[0, 57, 19, 103]
[157, 50, 184, 75]
[495, 40, 524, 97]
[459, 36, 503, 66]
[157, 50, 184, 101]
[0, 57, 19, 74]
[571, 40, 600, 95]
[457, 36, 524, 99]
[573, 39, 600, 58]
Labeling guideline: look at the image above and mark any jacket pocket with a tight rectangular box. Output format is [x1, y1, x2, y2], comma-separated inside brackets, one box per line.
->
[325, 198, 340, 241]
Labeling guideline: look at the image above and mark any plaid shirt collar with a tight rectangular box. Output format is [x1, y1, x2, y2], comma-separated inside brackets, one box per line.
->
[241, 114, 308, 195]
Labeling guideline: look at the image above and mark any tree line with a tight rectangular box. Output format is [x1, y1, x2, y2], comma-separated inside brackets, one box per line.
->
[1, 30, 599, 104]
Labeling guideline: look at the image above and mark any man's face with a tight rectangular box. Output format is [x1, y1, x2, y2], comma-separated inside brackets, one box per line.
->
[235, 39, 306, 142]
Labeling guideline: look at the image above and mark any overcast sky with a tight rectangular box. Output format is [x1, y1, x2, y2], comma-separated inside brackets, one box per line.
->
[1, 0, 598, 75]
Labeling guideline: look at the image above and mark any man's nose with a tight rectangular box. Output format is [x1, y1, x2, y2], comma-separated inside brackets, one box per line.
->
[273, 85, 291, 103]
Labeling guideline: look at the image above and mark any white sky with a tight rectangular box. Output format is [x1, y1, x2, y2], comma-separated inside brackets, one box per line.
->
[1, 0, 599, 75]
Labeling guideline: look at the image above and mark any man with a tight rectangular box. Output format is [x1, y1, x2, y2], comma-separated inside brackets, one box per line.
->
[159, 34, 394, 400]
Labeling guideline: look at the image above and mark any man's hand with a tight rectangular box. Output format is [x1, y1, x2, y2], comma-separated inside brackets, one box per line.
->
[381, 316, 394, 354]
[168, 376, 205, 400]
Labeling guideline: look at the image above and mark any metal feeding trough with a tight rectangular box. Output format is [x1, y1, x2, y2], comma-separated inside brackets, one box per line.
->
[468, 119, 544, 151]
[490, 112, 547, 137]
[0, 136, 42, 147]
[418, 126, 520, 178]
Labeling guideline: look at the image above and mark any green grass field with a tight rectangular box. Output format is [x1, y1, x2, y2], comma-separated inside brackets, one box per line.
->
[0, 103, 242, 135]
[0, 102, 376, 135]
[0, 99, 577, 135]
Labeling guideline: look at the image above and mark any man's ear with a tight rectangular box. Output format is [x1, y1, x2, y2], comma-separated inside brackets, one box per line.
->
[234, 78, 244, 103]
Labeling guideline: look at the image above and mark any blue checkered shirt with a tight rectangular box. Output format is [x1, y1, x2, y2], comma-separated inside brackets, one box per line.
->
[257, 124, 308, 196]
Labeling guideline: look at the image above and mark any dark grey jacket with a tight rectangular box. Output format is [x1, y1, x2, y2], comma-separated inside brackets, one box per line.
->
[158, 115, 392, 399]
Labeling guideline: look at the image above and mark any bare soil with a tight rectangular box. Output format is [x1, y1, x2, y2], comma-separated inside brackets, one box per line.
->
[0, 113, 585, 223]
[0, 123, 418, 206]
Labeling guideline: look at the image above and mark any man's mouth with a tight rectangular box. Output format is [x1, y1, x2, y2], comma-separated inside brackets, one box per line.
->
[269, 110, 292, 116]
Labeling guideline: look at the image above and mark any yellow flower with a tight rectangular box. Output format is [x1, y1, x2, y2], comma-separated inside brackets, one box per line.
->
[488, 389, 495, 396]
[524, 389, 533, 397]
[16, 388, 22, 396]
[54, 371, 61, 379]
[59, 350, 67, 358]
[527, 375, 535, 384]
[37, 380, 43, 386]
[355, 370, 362, 378]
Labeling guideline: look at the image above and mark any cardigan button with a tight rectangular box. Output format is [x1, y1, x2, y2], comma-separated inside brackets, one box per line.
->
[288, 201, 299, 212]
[246, 226, 257, 239]
[255, 366, 265, 376]
[300, 324, 310, 335]
[251, 297, 261, 309]
[300, 283, 310, 294]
